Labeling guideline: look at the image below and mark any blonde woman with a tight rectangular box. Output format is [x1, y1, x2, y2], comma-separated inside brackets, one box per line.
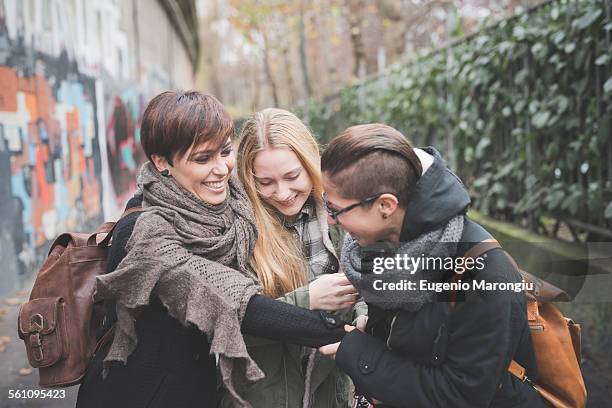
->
[230, 108, 366, 408]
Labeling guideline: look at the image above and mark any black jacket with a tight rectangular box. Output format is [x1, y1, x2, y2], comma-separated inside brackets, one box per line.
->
[76, 196, 347, 408]
[335, 148, 546, 408]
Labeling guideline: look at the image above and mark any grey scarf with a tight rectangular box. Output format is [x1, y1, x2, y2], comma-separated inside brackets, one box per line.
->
[341, 215, 464, 311]
[95, 162, 263, 407]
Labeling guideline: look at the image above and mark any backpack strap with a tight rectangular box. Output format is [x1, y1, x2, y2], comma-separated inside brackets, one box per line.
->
[86, 222, 116, 246]
[462, 239, 502, 265]
[508, 359, 542, 394]
[92, 207, 144, 356]
[449, 237, 535, 388]
[449, 238, 501, 305]
[508, 359, 528, 382]
[96, 207, 144, 247]
[94, 325, 116, 356]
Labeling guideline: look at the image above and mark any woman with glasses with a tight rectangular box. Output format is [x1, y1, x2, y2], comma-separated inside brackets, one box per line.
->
[234, 108, 367, 408]
[317, 124, 546, 407]
[322, 193, 385, 225]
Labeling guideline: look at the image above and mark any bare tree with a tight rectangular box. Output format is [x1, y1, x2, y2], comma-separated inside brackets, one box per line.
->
[195, 0, 542, 114]
[345, 0, 367, 78]
[298, 0, 312, 101]
[261, 29, 279, 106]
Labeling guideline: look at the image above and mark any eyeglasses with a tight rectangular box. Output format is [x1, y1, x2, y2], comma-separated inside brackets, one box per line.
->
[322, 192, 384, 223]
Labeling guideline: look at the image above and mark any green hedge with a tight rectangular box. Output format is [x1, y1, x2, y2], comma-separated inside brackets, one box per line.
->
[301, 0, 612, 236]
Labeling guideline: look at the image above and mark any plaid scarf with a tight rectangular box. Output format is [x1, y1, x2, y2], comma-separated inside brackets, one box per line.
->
[281, 195, 339, 280]
[279, 195, 340, 408]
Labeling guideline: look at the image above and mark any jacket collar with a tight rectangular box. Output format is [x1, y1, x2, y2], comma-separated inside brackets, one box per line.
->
[399, 147, 471, 242]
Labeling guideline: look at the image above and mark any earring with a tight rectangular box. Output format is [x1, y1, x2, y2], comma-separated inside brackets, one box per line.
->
[382, 214, 388, 219]
[161, 169, 170, 177]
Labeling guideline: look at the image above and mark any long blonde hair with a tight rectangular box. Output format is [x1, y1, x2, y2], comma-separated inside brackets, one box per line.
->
[237, 108, 324, 298]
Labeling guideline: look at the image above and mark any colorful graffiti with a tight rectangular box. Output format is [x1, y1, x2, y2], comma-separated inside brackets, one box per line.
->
[0, 42, 103, 293]
[105, 89, 146, 205]
[0, 1, 180, 296]
[0, 55, 154, 295]
[0, 65, 102, 235]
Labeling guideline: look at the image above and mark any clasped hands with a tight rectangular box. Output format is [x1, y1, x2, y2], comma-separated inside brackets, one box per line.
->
[318, 316, 384, 406]
[318, 314, 367, 359]
[309, 272, 366, 359]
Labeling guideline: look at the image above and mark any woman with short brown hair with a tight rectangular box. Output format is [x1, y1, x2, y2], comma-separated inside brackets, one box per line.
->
[76, 91, 350, 408]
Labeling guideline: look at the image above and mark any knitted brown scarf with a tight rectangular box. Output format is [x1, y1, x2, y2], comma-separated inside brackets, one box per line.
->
[95, 162, 263, 407]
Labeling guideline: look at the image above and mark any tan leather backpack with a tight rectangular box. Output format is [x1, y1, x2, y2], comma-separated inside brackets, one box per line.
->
[457, 239, 587, 408]
[17, 208, 141, 387]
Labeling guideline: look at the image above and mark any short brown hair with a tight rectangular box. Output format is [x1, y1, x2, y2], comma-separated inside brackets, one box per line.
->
[321, 124, 422, 207]
[140, 90, 233, 164]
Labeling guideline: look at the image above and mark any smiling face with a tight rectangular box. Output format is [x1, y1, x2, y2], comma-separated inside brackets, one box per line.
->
[253, 147, 313, 220]
[153, 137, 235, 205]
[322, 172, 403, 246]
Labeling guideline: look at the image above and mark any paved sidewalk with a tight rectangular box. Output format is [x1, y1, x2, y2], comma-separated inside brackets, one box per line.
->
[0, 282, 78, 408]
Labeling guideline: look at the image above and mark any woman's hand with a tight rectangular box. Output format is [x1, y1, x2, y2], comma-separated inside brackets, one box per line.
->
[309, 273, 359, 311]
[318, 325, 356, 359]
[354, 315, 368, 331]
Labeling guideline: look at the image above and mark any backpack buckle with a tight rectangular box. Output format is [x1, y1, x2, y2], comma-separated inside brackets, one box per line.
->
[29, 314, 44, 361]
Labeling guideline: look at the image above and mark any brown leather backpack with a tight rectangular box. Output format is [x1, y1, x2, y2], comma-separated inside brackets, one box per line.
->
[17, 208, 141, 387]
[457, 239, 587, 408]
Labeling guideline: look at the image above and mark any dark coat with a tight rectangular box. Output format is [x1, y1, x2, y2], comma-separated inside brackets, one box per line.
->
[76, 202, 218, 408]
[335, 148, 547, 408]
[76, 196, 347, 408]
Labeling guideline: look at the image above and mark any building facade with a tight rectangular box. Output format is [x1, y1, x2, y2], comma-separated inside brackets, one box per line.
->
[0, 0, 198, 296]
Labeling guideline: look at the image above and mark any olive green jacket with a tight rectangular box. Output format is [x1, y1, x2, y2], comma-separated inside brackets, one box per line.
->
[220, 206, 366, 408]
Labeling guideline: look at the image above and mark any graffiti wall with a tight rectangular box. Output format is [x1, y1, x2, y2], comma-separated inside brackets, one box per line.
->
[0, 0, 196, 297]
[104, 89, 146, 206]
[0, 42, 103, 294]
